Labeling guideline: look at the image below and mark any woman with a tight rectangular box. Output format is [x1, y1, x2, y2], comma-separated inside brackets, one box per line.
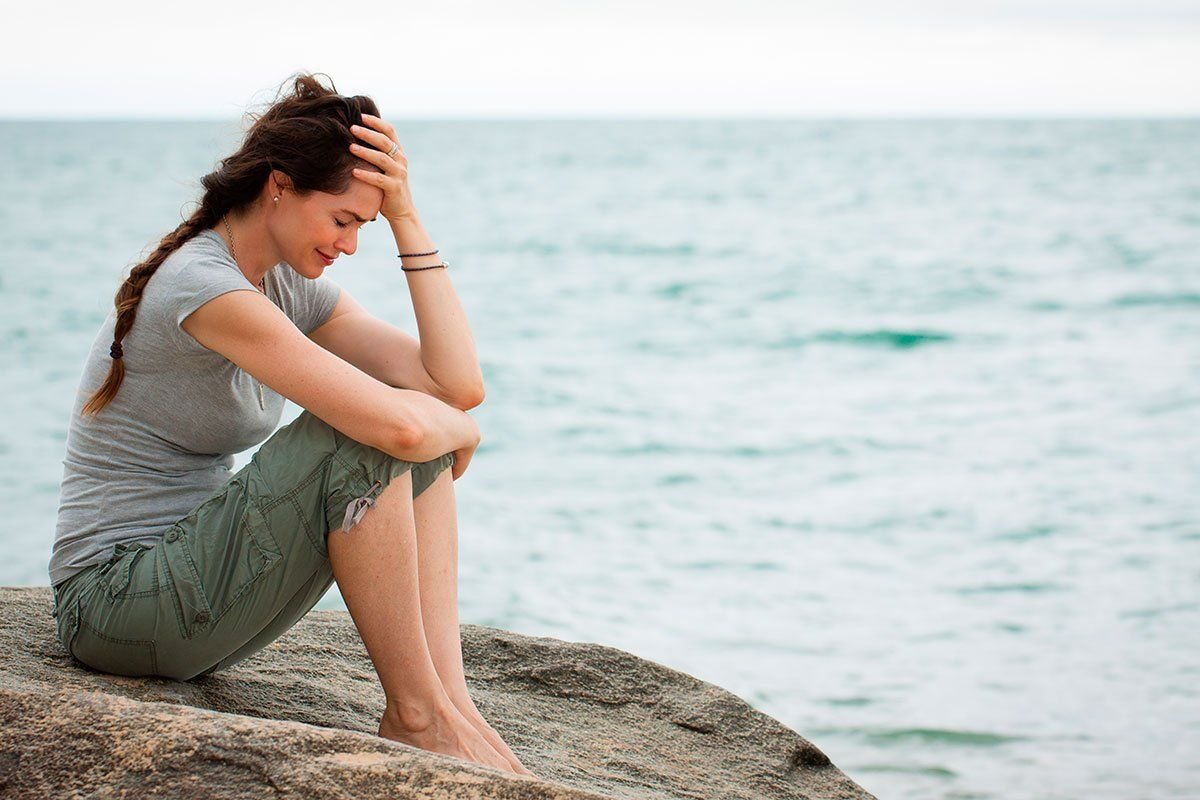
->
[47, 73, 533, 777]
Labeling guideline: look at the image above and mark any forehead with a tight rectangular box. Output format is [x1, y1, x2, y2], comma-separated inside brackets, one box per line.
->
[312, 179, 383, 219]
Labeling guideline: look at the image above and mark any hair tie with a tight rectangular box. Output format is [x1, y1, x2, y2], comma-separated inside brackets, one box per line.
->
[109, 341, 124, 360]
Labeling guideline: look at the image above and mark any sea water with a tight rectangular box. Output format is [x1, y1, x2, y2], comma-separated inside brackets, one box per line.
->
[1, 118, 1197, 799]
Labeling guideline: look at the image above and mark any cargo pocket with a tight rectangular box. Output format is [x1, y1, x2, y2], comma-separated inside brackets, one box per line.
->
[101, 542, 157, 599]
[62, 583, 159, 677]
[70, 613, 159, 677]
[160, 475, 283, 640]
[54, 590, 81, 657]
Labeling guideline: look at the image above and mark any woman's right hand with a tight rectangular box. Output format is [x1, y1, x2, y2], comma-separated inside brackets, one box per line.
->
[449, 417, 481, 481]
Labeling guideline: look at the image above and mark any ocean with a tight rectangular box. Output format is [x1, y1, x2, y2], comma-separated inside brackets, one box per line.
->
[1, 118, 1197, 799]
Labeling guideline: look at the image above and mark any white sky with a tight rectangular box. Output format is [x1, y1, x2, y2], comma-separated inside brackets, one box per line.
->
[3, 0, 1198, 118]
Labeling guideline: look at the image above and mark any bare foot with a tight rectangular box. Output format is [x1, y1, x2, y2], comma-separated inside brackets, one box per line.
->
[448, 691, 537, 778]
[378, 699, 513, 774]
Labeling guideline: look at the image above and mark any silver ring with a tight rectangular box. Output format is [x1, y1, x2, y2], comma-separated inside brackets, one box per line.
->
[386, 141, 399, 158]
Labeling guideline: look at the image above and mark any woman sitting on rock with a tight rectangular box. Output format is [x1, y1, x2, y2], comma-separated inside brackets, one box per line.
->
[47, 72, 532, 777]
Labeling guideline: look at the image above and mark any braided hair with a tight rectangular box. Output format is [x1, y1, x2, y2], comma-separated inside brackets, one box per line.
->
[81, 72, 384, 418]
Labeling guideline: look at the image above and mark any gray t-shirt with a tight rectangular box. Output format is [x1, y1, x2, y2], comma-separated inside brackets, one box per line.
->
[49, 228, 341, 588]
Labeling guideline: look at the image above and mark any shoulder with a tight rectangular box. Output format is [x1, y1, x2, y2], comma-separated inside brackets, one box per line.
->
[153, 229, 244, 289]
[149, 231, 264, 349]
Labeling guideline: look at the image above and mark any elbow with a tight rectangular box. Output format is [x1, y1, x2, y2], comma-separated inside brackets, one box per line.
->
[391, 419, 425, 456]
[449, 382, 486, 411]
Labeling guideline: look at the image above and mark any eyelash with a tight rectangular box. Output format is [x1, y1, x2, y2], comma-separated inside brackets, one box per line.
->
[335, 219, 349, 228]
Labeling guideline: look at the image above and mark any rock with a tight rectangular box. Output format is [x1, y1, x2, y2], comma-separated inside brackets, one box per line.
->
[0, 586, 875, 799]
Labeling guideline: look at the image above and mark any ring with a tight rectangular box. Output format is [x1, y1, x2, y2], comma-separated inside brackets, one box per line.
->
[386, 141, 399, 158]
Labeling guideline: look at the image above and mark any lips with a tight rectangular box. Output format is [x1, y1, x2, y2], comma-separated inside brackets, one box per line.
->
[317, 251, 335, 266]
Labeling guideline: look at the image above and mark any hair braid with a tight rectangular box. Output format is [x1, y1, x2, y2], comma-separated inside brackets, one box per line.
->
[79, 72, 383, 418]
[81, 208, 218, 417]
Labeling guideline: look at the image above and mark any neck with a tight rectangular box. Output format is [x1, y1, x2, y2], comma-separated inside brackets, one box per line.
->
[217, 204, 281, 288]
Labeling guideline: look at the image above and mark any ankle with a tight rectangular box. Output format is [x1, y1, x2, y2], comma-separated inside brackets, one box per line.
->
[384, 693, 455, 733]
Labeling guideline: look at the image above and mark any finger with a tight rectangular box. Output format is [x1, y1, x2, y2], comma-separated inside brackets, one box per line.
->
[357, 120, 402, 156]
[352, 166, 407, 184]
[360, 112, 397, 138]
[349, 121, 406, 159]
[350, 167, 385, 185]
[349, 123, 396, 152]
[349, 141, 406, 169]
[349, 124, 404, 160]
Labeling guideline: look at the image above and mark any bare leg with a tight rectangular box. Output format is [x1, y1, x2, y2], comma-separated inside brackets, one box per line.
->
[326, 470, 512, 773]
[411, 468, 535, 777]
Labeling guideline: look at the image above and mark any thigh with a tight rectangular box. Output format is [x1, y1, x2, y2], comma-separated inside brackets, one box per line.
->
[154, 410, 455, 679]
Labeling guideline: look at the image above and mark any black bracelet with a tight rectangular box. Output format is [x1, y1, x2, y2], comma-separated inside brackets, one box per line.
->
[397, 249, 439, 258]
[401, 261, 450, 272]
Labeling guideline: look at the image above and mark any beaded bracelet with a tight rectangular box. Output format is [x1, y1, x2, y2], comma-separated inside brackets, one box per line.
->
[401, 261, 450, 272]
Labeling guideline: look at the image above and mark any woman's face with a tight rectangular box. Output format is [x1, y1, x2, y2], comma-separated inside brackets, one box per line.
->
[271, 172, 384, 277]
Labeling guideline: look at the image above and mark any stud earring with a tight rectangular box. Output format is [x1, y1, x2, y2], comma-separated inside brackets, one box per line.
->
[273, 196, 279, 202]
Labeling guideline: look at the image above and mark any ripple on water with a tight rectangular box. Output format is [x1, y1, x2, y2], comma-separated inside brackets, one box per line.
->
[853, 763, 958, 779]
[583, 241, 698, 257]
[952, 582, 1070, 595]
[1117, 603, 1199, 620]
[1027, 299, 1066, 311]
[1109, 292, 1200, 308]
[675, 559, 785, 573]
[653, 281, 704, 299]
[820, 696, 879, 707]
[990, 524, 1059, 542]
[818, 726, 1029, 747]
[769, 328, 956, 350]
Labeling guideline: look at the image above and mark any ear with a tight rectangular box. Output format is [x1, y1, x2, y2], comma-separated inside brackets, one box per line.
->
[269, 169, 295, 196]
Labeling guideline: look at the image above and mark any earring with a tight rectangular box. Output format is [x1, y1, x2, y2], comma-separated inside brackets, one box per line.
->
[273, 196, 279, 202]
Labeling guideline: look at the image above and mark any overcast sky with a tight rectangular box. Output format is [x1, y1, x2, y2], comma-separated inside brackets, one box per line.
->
[3, 0, 1198, 118]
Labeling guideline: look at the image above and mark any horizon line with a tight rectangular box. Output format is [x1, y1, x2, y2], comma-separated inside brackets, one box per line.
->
[2, 112, 1199, 123]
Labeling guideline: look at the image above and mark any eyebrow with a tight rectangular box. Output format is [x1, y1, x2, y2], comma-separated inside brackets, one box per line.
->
[341, 210, 377, 223]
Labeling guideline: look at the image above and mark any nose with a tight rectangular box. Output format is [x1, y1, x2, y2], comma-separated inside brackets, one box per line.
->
[335, 228, 358, 256]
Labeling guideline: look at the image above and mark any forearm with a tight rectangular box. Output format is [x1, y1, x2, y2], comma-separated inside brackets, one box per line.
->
[390, 215, 484, 405]
[384, 388, 480, 463]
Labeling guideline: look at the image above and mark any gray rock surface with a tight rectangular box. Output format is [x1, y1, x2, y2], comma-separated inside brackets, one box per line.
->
[0, 586, 876, 799]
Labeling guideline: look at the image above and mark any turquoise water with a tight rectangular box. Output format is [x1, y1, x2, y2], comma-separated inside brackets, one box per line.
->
[2, 119, 1198, 799]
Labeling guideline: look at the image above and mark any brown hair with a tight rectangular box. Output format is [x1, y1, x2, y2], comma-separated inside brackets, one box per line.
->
[81, 72, 384, 418]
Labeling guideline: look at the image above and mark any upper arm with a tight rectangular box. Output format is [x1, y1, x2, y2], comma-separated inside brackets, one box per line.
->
[306, 290, 461, 404]
[180, 290, 415, 453]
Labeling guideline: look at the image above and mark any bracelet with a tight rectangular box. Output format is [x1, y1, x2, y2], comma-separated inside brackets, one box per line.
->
[401, 260, 450, 272]
[397, 249, 439, 258]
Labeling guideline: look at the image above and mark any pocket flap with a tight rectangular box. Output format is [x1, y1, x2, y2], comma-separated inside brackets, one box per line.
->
[104, 543, 150, 598]
[159, 526, 213, 639]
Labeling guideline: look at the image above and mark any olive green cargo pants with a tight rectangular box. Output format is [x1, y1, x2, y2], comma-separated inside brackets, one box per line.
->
[50, 409, 455, 681]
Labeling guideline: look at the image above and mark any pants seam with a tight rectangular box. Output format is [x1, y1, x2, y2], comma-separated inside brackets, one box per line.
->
[77, 613, 156, 648]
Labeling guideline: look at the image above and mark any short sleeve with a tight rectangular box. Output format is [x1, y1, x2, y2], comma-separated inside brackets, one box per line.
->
[277, 268, 342, 335]
[149, 241, 263, 357]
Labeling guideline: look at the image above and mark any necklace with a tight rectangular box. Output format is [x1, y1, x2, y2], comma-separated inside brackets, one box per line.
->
[221, 215, 266, 293]
[221, 214, 268, 410]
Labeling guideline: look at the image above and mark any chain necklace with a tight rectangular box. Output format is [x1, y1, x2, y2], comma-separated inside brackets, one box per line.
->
[221, 215, 266, 293]
[221, 214, 267, 410]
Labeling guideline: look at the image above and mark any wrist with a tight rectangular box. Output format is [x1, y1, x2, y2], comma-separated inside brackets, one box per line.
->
[388, 213, 428, 244]
[389, 216, 442, 268]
